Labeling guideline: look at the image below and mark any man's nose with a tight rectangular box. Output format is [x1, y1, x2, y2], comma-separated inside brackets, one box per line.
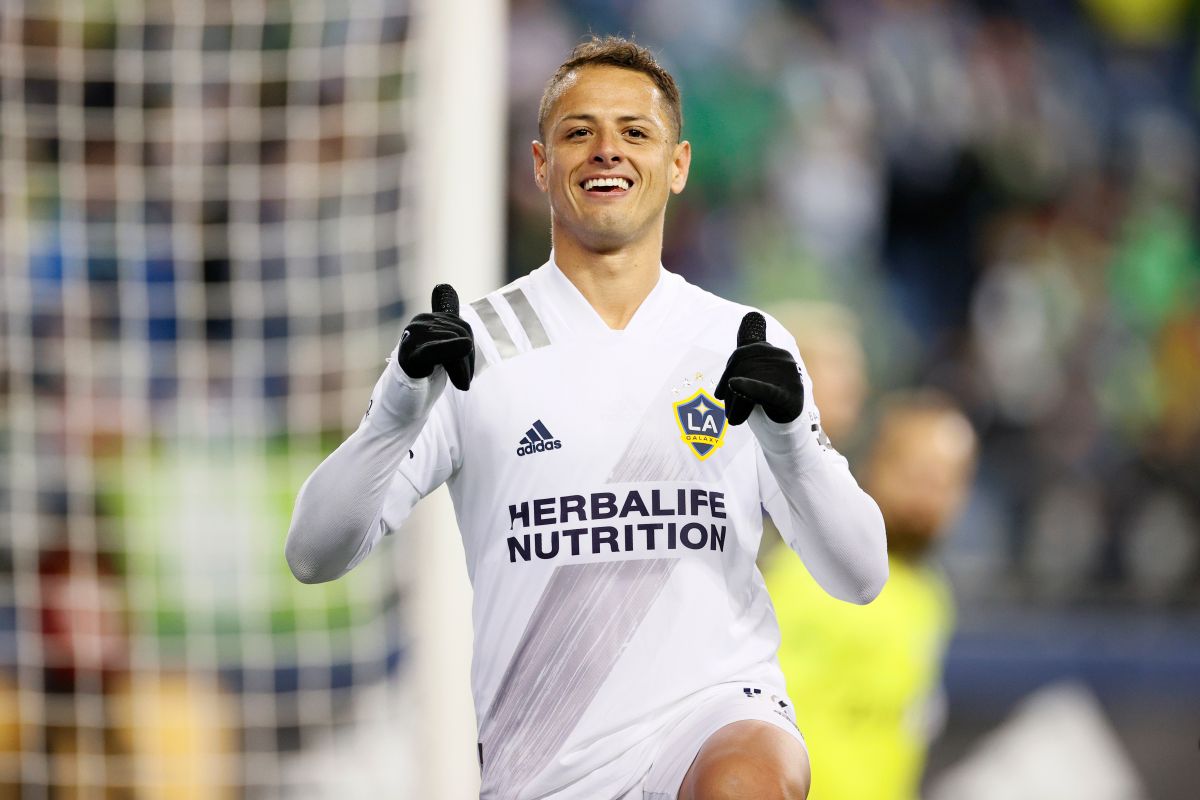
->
[590, 134, 622, 163]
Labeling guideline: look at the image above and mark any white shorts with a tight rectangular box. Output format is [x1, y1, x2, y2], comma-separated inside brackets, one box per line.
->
[623, 682, 807, 800]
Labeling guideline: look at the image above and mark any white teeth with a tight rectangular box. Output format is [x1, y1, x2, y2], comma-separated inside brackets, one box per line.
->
[583, 177, 631, 191]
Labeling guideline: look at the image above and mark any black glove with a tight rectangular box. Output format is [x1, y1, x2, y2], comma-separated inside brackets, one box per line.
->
[714, 311, 804, 426]
[398, 284, 474, 391]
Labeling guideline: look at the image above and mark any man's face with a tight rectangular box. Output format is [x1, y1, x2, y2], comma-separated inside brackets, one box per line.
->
[867, 411, 977, 553]
[533, 66, 690, 254]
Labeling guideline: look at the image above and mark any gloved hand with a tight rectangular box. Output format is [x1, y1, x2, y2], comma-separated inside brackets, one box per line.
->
[397, 283, 474, 391]
[714, 311, 804, 425]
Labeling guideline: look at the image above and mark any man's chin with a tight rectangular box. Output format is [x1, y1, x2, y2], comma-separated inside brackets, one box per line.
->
[582, 232, 637, 254]
[561, 217, 651, 254]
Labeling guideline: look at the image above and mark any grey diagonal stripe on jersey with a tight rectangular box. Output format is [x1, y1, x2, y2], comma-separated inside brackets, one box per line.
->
[471, 296, 519, 360]
[480, 559, 677, 797]
[502, 287, 550, 348]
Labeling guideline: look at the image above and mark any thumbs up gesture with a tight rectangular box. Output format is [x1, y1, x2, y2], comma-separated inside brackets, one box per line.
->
[397, 284, 475, 391]
[714, 311, 804, 426]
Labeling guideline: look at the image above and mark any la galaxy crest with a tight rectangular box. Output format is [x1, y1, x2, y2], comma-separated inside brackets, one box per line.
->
[673, 389, 728, 460]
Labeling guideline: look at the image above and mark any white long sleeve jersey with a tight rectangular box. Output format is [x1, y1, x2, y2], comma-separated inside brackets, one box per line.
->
[286, 259, 887, 799]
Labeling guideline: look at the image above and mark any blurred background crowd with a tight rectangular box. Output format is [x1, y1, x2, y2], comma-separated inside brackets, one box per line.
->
[0, 0, 1197, 797]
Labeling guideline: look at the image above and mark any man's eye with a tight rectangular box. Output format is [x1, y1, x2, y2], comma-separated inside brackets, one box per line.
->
[627, 129, 646, 138]
[569, 129, 589, 139]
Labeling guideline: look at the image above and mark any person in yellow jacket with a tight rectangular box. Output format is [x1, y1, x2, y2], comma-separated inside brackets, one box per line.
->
[763, 391, 978, 800]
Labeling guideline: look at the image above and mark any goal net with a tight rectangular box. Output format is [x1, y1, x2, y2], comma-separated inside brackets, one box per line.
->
[0, 2, 420, 795]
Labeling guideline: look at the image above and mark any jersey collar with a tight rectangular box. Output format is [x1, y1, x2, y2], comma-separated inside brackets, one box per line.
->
[538, 252, 679, 338]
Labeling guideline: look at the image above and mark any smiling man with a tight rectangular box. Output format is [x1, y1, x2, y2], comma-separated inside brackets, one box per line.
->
[286, 36, 887, 800]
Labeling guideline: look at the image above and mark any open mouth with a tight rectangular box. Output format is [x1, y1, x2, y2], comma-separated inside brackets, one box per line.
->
[581, 176, 632, 194]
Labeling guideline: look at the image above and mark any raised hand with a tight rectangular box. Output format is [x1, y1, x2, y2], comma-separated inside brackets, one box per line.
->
[397, 283, 475, 391]
[714, 311, 804, 426]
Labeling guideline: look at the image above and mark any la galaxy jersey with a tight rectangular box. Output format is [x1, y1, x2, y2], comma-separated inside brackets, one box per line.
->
[385, 260, 818, 798]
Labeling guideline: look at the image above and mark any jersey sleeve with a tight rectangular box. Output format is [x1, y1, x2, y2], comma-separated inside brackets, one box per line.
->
[331, 392, 462, 577]
[285, 351, 457, 584]
[383, 389, 461, 526]
[755, 318, 888, 605]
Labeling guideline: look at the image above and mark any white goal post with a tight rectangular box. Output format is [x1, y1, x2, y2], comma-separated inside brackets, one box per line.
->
[409, 0, 507, 796]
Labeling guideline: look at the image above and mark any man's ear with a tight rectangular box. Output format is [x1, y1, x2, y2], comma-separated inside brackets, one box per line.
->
[532, 140, 548, 192]
[670, 140, 692, 194]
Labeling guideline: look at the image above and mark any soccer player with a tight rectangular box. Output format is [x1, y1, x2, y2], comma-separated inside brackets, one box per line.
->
[286, 36, 887, 800]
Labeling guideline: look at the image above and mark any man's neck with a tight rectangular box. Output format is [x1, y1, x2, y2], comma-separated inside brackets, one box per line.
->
[552, 235, 662, 330]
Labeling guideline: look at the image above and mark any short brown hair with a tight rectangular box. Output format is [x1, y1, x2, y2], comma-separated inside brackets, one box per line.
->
[538, 35, 683, 142]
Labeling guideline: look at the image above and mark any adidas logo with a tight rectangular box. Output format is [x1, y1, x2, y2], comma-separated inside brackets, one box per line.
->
[516, 419, 562, 457]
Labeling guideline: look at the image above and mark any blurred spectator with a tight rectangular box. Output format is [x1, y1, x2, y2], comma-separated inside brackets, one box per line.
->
[763, 391, 978, 800]
[0, 541, 237, 799]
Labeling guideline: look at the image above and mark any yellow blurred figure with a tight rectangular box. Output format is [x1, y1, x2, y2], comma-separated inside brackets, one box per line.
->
[764, 392, 977, 800]
[1081, 0, 1190, 45]
[108, 672, 238, 800]
[0, 546, 237, 799]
